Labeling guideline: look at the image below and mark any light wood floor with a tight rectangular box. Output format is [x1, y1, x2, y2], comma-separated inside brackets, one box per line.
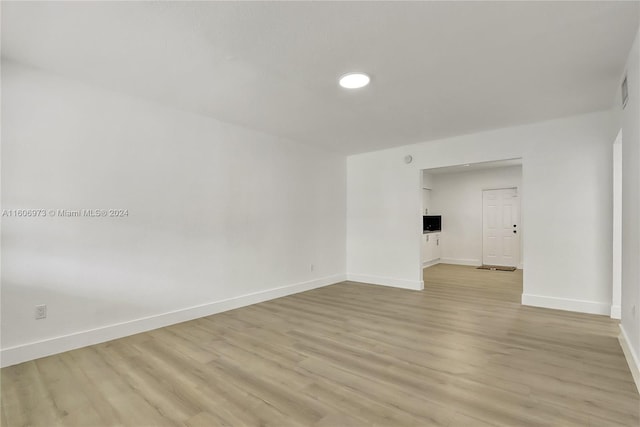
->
[2, 264, 638, 426]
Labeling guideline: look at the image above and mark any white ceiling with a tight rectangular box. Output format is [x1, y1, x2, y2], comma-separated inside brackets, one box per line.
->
[2, 2, 638, 154]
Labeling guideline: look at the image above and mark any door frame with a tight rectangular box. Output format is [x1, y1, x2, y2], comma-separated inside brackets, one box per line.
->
[612, 129, 622, 319]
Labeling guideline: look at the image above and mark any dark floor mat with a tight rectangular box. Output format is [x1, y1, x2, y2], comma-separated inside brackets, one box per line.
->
[477, 265, 517, 272]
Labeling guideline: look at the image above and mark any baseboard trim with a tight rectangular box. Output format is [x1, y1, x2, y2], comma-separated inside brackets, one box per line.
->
[0, 274, 347, 368]
[422, 259, 440, 268]
[346, 274, 424, 291]
[619, 324, 640, 394]
[611, 305, 622, 319]
[440, 258, 481, 267]
[521, 293, 610, 315]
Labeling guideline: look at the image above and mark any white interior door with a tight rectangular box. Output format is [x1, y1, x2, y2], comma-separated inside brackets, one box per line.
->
[482, 188, 520, 267]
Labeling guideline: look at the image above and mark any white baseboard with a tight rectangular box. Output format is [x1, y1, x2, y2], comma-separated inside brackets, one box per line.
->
[521, 293, 610, 315]
[619, 324, 640, 394]
[346, 273, 424, 291]
[0, 274, 347, 368]
[611, 305, 622, 319]
[422, 258, 440, 268]
[440, 258, 481, 267]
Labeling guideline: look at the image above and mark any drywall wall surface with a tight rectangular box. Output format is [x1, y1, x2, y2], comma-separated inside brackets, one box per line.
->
[618, 29, 640, 359]
[347, 109, 614, 313]
[422, 171, 434, 189]
[1, 61, 347, 363]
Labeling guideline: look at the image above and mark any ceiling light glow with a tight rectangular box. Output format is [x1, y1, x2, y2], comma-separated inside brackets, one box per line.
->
[339, 73, 370, 89]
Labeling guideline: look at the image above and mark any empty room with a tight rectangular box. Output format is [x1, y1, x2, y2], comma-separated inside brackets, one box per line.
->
[1, 2, 640, 426]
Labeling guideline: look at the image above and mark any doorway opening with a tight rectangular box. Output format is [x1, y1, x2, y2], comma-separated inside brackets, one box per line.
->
[420, 158, 523, 302]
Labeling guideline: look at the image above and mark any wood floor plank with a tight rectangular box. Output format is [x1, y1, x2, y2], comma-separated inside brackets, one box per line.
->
[33, 355, 105, 426]
[2, 263, 638, 426]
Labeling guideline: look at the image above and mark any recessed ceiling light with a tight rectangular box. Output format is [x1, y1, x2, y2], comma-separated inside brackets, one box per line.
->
[339, 72, 370, 89]
[463, 164, 470, 167]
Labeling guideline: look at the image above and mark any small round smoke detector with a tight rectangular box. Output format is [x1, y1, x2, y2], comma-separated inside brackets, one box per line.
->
[404, 155, 413, 164]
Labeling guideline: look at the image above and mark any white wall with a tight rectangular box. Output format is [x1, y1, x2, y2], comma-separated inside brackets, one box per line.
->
[422, 171, 434, 189]
[1, 61, 347, 366]
[616, 29, 640, 386]
[347, 110, 615, 314]
[430, 166, 522, 268]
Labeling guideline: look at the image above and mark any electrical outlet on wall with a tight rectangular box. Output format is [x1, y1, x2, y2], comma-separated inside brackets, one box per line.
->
[35, 304, 47, 320]
[310, 264, 314, 272]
